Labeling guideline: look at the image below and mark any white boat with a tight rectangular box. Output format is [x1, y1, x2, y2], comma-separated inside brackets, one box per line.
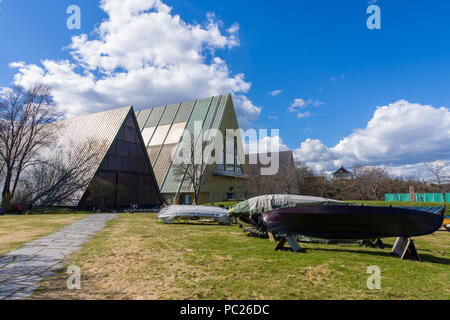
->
[157, 205, 231, 224]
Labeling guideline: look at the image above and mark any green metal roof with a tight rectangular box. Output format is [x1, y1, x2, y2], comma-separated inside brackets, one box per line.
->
[136, 94, 239, 194]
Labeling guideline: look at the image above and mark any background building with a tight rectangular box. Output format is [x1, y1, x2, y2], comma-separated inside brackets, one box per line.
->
[332, 166, 353, 180]
[244, 150, 300, 196]
[135, 94, 246, 204]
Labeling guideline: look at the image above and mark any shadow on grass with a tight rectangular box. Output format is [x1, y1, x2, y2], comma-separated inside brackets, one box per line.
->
[308, 247, 393, 258]
[164, 222, 233, 227]
[305, 247, 450, 265]
[420, 254, 450, 265]
[30, 269, 128, 300]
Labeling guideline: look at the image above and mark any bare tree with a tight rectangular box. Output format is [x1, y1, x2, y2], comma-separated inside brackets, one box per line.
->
[294, 161, 335, 197]
[0, 85, 61, 208]
[279, 165, 298, 194]
[350, 165, 391, 200]
[317, 171, 332, 198]
[351, 164, 369, 200]
[424, 159, 449, 202]
[173, 135, 212, 205]
[20, 139, 107, 207]
[240, 164, 261, 198]
[364, 167, 390, 201]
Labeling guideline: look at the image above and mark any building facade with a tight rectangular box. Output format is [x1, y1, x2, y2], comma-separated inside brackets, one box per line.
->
[135, 94, 246, 204]
[244, 150, 300, 196]
[51, 106, 162, 209]
[332, 166, 353, 180]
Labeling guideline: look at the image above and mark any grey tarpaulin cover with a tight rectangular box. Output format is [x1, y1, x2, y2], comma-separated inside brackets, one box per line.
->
[231, 194, 344, 217]
[157, 205, 230, 224]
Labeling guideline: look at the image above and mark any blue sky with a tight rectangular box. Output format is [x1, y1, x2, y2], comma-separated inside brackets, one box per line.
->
[1, 0, 449, 175]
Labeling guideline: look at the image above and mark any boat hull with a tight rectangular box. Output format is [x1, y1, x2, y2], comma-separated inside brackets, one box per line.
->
[261, 206, 444, 240]
[443, 217, 450, 226]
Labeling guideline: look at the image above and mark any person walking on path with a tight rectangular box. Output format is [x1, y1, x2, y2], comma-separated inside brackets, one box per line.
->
[0, 207, 4, 216]
[17, 203, 23, 214]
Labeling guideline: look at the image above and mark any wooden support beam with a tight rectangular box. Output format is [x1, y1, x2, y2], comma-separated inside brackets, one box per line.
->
[392, 237, 421, 261]
[275, 235, 302, 252]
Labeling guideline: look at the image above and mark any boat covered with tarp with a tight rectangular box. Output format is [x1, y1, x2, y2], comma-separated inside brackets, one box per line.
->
[158, 205, 231, 224]
[230, 194, 344, 224]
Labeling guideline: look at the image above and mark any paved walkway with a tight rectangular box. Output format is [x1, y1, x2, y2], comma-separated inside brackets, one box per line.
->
[0, 214, 117, 300]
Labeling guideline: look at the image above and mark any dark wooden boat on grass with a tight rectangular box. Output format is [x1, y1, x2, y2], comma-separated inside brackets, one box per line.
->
[261, 205, 445, 240]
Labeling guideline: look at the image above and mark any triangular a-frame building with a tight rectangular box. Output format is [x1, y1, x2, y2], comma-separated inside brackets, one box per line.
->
[50, 106, 162, 208]
[135, 94, 246, 204]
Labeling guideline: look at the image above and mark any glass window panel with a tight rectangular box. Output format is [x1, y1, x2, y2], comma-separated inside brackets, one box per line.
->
[145, 107, 165, 127]
[148, 125, 170, 146]
[141, 127, 156, 146]
[225, 139, 235, 164]
[124, 126, 137, 143]
[109, 156, 122, 171]
[174, 101, 195, 123]
[147, 146, 161, 165]
[159, 104, 179, 125]
[116, 141, 130, 157]
[117, 173, 140, 205]
[129, 143, 141, 159]
[165, 122, 187, 144]
[137, 109, 152, 129]
[125, 116, 134, 127]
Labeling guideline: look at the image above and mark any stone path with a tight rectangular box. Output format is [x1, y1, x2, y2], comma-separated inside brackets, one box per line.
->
[0, 214, 117, 300]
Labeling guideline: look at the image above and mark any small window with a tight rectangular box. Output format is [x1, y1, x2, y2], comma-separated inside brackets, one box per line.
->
[227, 193, 236, 200]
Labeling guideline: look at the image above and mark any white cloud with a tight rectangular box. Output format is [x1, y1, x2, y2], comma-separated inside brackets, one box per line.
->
[297, 111, 312, 119]
[289, 98, 324, 112]
[288, 98, 324, 119]
[289, 98, 307, 110]
[268, 90, 282, 96]
[244, 135, 289, 155]
[232, 94, 261, 128]
[293, 100, 450, 175]
[330, 74, 345, 83]
[227, 22, 240, 36]
[9, 0, 260, 127]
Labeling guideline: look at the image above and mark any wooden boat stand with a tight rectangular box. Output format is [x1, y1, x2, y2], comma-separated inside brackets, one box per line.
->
[273, 234, 422, 261]
[360, 238, 385, 249]
[392, 237, 421, 261]
[275, 234, 302, 252]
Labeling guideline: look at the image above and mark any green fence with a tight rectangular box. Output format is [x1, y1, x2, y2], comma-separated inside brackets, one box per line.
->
[385, 193, 450, 202]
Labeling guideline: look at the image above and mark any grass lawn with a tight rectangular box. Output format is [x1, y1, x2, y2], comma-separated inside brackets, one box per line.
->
[0, 214, 90, 256]
[31, 213, 449, 300]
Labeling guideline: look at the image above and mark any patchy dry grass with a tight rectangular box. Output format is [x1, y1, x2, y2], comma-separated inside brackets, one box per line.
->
[0, 214, 89, 256]
[31, 214, 450, 300]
